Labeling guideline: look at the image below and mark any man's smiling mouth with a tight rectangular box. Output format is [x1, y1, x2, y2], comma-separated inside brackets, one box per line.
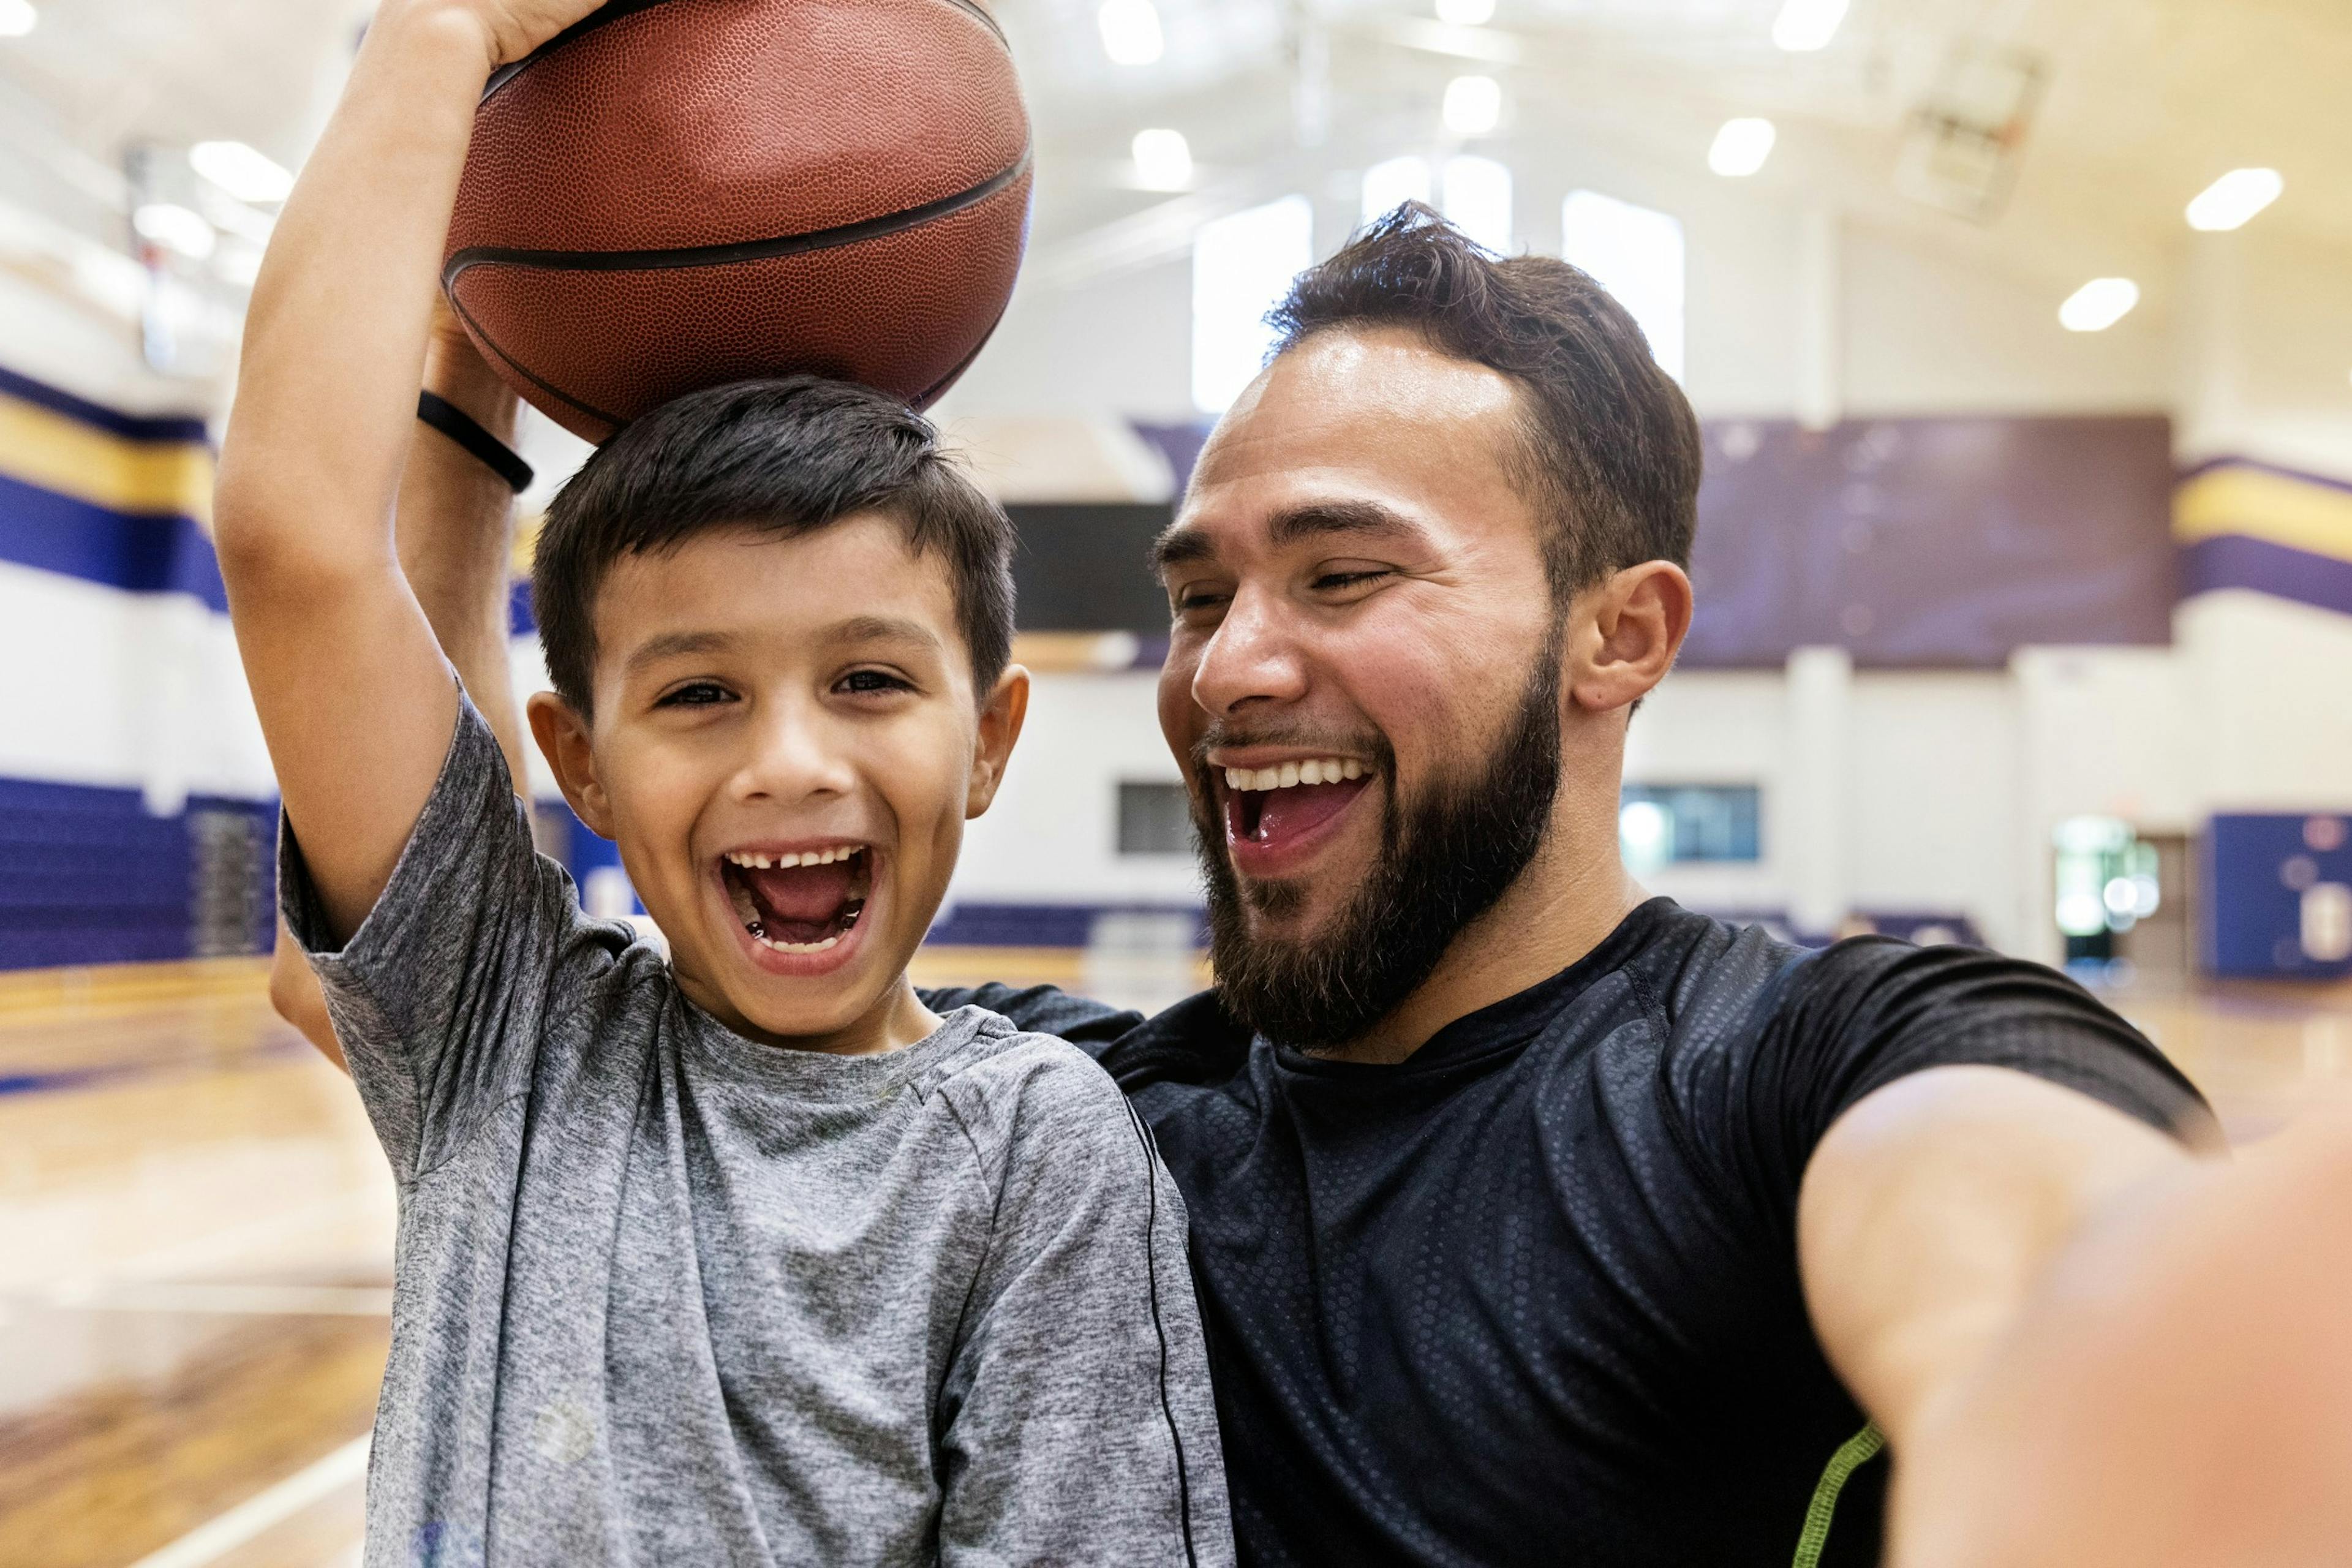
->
[718, 846, 870, 954]
[1222, 758, 1372, 846]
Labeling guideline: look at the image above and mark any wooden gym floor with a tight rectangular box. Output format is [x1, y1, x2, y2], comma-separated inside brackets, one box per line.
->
[2, 951, 2346, 1567]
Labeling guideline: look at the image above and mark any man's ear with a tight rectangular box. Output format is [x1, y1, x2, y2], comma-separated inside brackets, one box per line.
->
[1568, 561, 1693, 715]
[966, 663, 1031, 820]
[527, 691, 615, 838]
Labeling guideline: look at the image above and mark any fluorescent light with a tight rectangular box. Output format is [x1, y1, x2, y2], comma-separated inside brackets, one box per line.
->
[1708, 118, 1777, 177]
[2185, 167, 2283, 232]
[1442, 75, 1501, 135]
[190, 140, 295, 205]
[1130, 127, 1193, 191]
[1442, 154, 1512, 252]
[1097, 0, 1163, 66]
[1435, 0, 1496, 25]
[2059, 277, 2139, 332]
[132, 203, 216, 260]
[1771, 0, 1848, 51]
[0, 0, 36, 39]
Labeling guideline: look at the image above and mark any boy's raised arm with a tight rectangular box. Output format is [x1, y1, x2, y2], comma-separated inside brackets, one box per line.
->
[214, 0, 601, 945]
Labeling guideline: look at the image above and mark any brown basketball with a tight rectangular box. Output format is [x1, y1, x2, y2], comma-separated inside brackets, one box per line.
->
[442, 0, 1031, 443]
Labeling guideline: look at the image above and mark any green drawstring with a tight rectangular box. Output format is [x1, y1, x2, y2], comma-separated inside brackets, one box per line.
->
[1792, 1423, 1887, 1568]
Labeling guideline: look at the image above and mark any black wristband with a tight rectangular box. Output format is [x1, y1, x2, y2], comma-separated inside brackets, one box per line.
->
[417, 389, 534, 493]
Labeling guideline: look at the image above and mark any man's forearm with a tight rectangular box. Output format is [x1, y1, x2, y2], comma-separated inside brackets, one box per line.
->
[404, 325, 532, 786]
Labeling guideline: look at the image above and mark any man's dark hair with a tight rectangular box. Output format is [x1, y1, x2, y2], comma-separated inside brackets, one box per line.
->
[532, 376, 1015, 715]
[1267, 202, 1703, 598]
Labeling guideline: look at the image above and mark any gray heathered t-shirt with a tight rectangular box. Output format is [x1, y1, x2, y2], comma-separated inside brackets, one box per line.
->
[283, 696, 1232, 1568]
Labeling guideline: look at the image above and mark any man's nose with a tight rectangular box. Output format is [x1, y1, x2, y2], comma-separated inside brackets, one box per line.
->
[1189, 584, 1310, 717]
[732, 700, 857, 804]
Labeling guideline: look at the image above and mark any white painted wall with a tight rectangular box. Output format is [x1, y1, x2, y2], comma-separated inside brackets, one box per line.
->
[949, 669, 1204, 909]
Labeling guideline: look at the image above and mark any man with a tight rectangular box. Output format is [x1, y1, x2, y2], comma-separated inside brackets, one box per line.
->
[280, 207, 2242, 1564]
[929, 208, 2215, 1566]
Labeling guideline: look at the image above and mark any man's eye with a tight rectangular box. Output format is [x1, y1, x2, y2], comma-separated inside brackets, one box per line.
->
[1313, 569, 1390, 592]
[657, 681, 733, 707]
[840, 669, 912, 695]
[1174, 589, 1229, 614]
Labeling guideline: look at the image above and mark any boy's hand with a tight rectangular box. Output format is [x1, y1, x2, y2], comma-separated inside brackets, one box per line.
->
[382, 0, 611, 70]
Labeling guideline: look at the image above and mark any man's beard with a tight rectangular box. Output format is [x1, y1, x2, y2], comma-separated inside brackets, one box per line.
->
[1191, 631, 1566, 1053]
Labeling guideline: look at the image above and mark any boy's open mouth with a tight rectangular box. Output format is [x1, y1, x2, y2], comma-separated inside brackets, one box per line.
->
[720, 846, 871, 954]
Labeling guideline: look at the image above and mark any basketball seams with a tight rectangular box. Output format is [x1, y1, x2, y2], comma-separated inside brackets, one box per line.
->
[451, 0, 1029, 258]
[481, 0, 1009, 105]
[447, 167, 1031, 439]
[443, 151, 1030, 281]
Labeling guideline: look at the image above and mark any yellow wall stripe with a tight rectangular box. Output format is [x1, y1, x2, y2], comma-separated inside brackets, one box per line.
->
[0, 391, 214, 526]
[2174, 463, 2352, 565]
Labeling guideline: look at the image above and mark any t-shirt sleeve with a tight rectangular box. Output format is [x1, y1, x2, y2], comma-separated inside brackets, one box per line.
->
[279, 692, 614, 1178]
[918, 982, 1147, 1061]
[1675, 938, 2211, 1229]
[933, 1042, 1235, 1568]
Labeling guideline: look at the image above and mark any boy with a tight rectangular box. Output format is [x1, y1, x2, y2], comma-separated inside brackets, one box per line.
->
[214, 1, 1231, 1562]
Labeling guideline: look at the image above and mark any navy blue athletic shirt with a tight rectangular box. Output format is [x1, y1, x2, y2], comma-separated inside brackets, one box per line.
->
[927, 897, 2204, 1567]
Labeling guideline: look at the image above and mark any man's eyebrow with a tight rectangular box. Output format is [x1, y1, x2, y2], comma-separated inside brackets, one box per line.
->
[1150, 523, 1215, 573]
[1150, 502, 1425, 573]
[624, 629, 736, 674]
[1264, 500, 1424, 551]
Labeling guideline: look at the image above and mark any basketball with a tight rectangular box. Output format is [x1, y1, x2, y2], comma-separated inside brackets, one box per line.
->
[441, 0, 1031, 442]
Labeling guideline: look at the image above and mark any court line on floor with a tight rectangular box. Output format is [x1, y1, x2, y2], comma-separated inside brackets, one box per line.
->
[125, 1434, 370, 1568]
[42, 1281, 392, 1316]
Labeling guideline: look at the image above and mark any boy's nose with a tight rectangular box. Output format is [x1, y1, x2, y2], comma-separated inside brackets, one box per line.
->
[731, 706, 858, 804]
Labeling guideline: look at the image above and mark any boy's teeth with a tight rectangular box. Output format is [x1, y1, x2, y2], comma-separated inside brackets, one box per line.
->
[753, 932, 839, 955]
[1223, 758, 1366, 793]
[725, 845, 864, 869]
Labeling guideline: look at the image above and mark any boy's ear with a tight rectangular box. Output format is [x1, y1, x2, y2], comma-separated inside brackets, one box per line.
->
[965, 663, 1030, 820]
[527, 692, 616, 839]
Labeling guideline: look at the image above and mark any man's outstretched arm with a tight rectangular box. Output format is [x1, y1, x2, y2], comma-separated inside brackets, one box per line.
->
[1796, 1065, 2206, 1448]
[268, 305, 532, 1068]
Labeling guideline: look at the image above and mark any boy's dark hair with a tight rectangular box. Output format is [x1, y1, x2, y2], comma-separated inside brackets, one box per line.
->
[1267, 202, 1703, 601]
[532, 377, 1015, 715]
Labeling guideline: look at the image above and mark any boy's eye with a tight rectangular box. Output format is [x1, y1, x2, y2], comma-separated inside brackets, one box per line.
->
[657, 680, 734, 708]
[839, 669, 912, 695]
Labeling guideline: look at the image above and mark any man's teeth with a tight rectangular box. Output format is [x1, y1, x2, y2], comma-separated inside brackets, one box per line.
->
[723, 845, 865, 870]
[1223, 758, 1367, 791]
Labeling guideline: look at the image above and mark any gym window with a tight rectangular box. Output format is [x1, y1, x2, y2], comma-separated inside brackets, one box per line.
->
[1118, 782, 1194, 856]
[1191, 195, 1313, 413]
[1620, 785, 1760, 872]
[1561, 190, 1685, 380]
[1360, 154, 1513, 254]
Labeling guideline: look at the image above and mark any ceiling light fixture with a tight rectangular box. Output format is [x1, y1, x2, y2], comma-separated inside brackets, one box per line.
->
[1771, 0, 1848, 52]
[190, 140, 295, 205]
[2059, 277, 2138, 333]
[133, 202, 217, 261]
[1442, 74, 1502, 136]
[1097, 0, 1163, 66]
[1435, 0, 1496, 26]
[1708, 118, 1777, 177]
[1131, 127, 1192, 190]
[0, 0, 35, 38]
[2185, 167, 2283, 232]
